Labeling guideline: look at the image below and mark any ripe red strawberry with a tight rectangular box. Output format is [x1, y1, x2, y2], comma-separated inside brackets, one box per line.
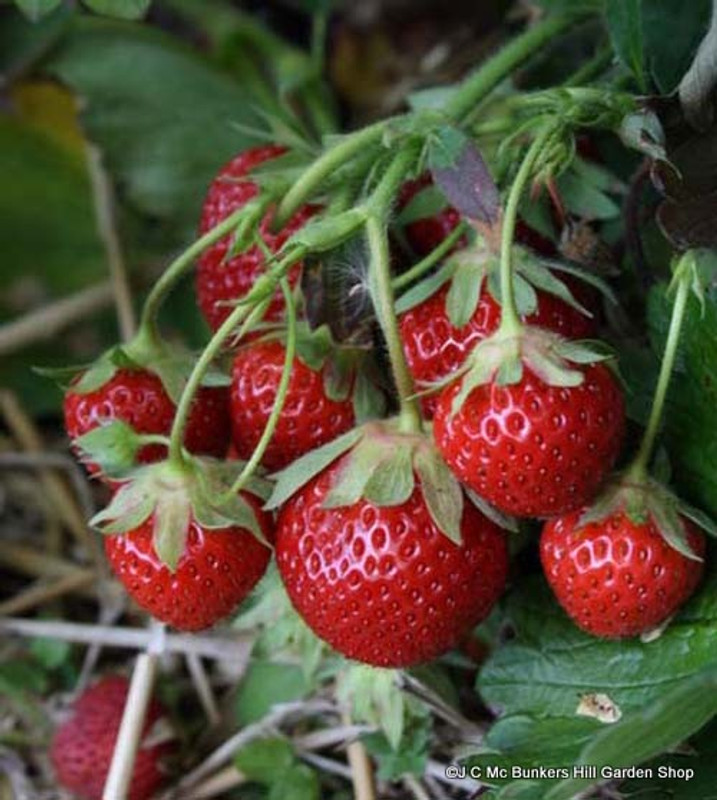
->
[541, 510, 706, 638]
[104, 493, 272, 631]
[275, 463, 509, 667]
[400, 279, 599, 418]
[64, 368, 229, 474]
[434, 363, 625, 518]
[50, 675, 174, 800]
[197, 145, 321, 331]
[230, 339, 356, 472]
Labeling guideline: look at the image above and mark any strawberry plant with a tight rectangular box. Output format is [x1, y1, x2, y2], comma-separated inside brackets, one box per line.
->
[2, 1, 717, 799]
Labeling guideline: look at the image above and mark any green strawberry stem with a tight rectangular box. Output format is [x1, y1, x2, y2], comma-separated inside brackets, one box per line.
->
[134, 206, 257, 350]
[166, 295, 271, 467]
[445, 11, 591, 122]
[392, 221, 468, 292]
[227, 278, 297, 495]
[276, 12, 587, 228]
[366, 147, 423, 432]
[629, 253, 694, 480]
[497, 124, 556, 337]
[275, 120, 390, 228]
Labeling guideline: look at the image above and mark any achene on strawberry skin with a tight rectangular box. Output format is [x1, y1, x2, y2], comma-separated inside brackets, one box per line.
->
[196, 144, 320, 331]
[105, 493, 272, 631]
[275, 463, 509, 668]
[64, 368, 229, 475]
[434, 362, 625, 518]
[541, 510, 706, 638]
[50, 675, 174, 800]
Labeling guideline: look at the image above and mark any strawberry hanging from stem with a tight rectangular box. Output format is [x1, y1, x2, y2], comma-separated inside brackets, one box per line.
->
[541, 250, 717, 639]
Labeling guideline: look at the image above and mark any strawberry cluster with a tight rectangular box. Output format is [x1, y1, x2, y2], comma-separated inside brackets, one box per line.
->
[59, 143, 710, 685]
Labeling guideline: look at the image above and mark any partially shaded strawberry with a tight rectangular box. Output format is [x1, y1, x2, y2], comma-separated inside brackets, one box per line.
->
[105, 491, 272, 631]
[197, 145, 321, 331]
[50, 675, 174, 800]
[541, 508, 705, 638]
[64, 368, 229, 475]
[230, 339, 359, 472]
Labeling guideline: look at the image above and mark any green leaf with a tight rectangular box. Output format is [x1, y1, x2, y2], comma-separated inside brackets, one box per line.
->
[394, 262, 454, 315]
[414, 447, 463, 544]
[269, 764, 320, 800]
[265, 428, 362, 509]
[363, 445, 415, 507]
[546, 668, 717, 799]
[0, 660, 48, 695]
[643, 0, 713, 94]
[395, 184, 447, 226]
[235, 738, 295, 783]
[30, 638, 72, 670]
[236, 661, 310, 725]
[478, 569, 717, 720]
[45, 18, 259, 229]
[556, 169, 621, 220]
[13, 0, 62, 21]
[605, 0, 645, 90]
[363, 715, 431, 780]
[646, 288, 717, 517]
[446, 260, 484, 328]
[81, 0, 151, 20]
[287, 208, 366, 253]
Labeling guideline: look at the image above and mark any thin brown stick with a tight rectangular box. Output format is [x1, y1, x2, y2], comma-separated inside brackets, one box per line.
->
[0, 282, 114, 357]
[185, 653, 221, 726]
[0, 571, 95, 617]
[403, 774, 432, 800]
[86, 144, 136, 341]
[0, 541, 97, 590]
[175, 766, 245, 800]
[103, 652, 159, 800]
[0, 392, 104, 568]
[341, 711, 376, 800]
[0, 618, 255, 662]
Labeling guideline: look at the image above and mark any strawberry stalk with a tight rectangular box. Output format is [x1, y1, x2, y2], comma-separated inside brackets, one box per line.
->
[392, 221, 468, 292]
[366, 147, 423, 432]
[227, 278, 297, 495]
[497, 124, 557, 336]
[628, 252, 695, 480]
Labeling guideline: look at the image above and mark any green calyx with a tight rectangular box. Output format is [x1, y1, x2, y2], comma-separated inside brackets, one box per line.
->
[576, 474, 717, 562]
[266, 419, 465, 544]
[446, 325, 615, 416]
[73, 420, 167, 479]
[91, 456, 272, 571]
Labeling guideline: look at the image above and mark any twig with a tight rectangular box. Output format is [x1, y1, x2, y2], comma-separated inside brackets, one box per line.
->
[0, 618, 255, 662]
[0, 282, 114, 357]
[175, 766, 245, 800]
[425, 775, 452, 800]
[173, 700, 336, 794]
[300, 751, 353, 780]
[185, 653, 221, 726]
[87, 144, 136, 341]
[0, 392, 104, 569]
[294, 724, 373, 751]
[403, 774, 432, 800]
[103, 650, 159, 800]
[0, 571, 95, 617]
[0, 542, 98, 597]
[341, 711, 375, 800]
[0, 451, 96, 521]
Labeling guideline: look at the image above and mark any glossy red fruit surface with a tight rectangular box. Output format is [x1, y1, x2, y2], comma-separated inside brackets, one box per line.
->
[196, 145, 320, 331]
[433, 364, 625, 518]
[50, 675, 173, 800]
[275, 465, 509, 667]
[64, 369, 229, 472]
[105, 495, 272, 631]
[230, 340, 355, 472]
[541, 510, 706, 637]
[399, 280, 599, 418]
